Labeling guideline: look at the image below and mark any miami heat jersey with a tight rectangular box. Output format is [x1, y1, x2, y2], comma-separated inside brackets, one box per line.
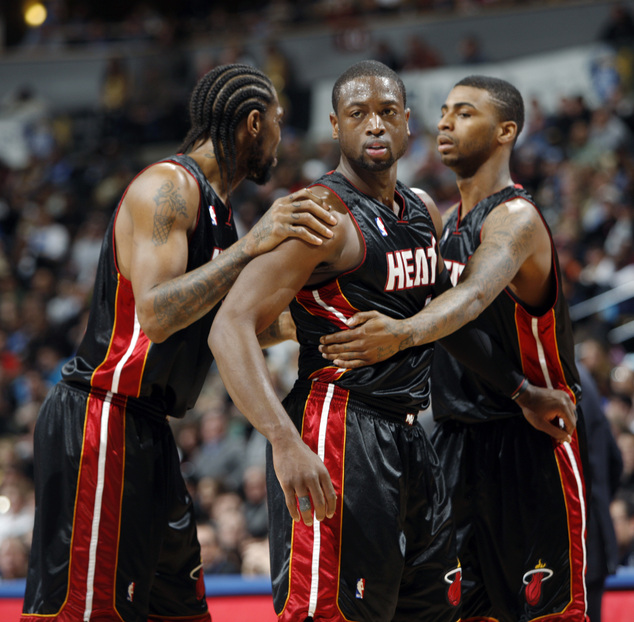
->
[62, 155, 237, 418]
[290, 171, 439, 415]
[431, 185, 580, 422]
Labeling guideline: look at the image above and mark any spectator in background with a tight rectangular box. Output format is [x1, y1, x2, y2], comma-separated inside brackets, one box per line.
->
[241, 464, 268, 539]
[240, 537, 270, 576]
[99, 55, 132, 140]
[458, 33, 487, 64]
[611, 491, 634, 567]
[401, 34, 443, 70]
[191, 402, 247, 493]
[598, 0, 634, 92]
[579, 362, 623, 622]
[0, 535, 29, 580]
[618, 430, 634, 494]
[373, 39, 402, 71]
[196, 521, 241, 575]
[0, 476, 34, 546]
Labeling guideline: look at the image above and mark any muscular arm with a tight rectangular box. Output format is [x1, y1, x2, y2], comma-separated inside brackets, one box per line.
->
[321, 198, 548, 353]
[209, 234, 345, 526]
[117, 163, 336, 343]
[402, 198, 547, 344]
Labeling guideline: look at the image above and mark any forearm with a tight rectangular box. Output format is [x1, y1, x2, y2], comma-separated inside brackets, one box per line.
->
[209, 316, 299, 446]
[401, 283, 488, 348]
[147, 236, 253, 341]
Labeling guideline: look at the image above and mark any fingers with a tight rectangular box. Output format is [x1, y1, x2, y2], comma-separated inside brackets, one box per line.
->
[286, 484, 337, 527]
[296, 492, 314, 526]
[549, 417, 572, 443]
[289, 189, 337, 235]
[289, 211, 336, 244]
[331, 357, 366, 369]
[283, 489, 300, 523]
[320, 328, 364, 347]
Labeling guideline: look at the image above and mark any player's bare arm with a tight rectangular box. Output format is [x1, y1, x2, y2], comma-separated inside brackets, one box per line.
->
[209, 233, 348, 527]
[117, 164, 336, 343]
[320, 197, 546, 362]
[257, 310, 297, 348]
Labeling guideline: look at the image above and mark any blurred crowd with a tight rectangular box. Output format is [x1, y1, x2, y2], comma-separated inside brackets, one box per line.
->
[0, 0, 634, 588]
[4, 0, 586, 52]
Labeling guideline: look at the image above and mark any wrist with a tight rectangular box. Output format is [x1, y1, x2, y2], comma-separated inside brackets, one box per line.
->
[511, 377, 530, 401]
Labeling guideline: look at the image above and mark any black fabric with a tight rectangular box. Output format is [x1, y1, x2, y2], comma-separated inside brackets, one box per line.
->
[431, 184, 581, 423]
[291, 170, 439, 413]
[62, 154, 237, 418]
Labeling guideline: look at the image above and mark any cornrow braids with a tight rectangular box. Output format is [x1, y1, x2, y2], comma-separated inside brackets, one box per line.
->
[179, 64, 275, 192]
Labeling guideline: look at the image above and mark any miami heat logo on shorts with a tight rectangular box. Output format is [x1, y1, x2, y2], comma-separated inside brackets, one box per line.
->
[444, 563, 462, 606]
[522, 560, 554, 606]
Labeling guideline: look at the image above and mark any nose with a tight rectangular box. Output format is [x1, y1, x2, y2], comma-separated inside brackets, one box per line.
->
[366, 112, 385, 135]
[438, 112, 450, 131]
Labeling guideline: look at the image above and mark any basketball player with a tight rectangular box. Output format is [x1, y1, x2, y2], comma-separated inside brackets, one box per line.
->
[20, 64, 336, 622]
[210, 61, 562, 622]
[319, 75, 588, 621]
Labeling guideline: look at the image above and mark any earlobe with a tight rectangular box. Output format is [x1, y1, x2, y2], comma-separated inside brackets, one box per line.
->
[248, 110, 261, 137]
[499, 121, 517, 145]
[330, 112, 339, 140]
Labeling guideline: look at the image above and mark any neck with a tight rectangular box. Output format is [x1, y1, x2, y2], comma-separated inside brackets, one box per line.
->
[336, 159, 399, 212]
[454, 157, 513, 215]
[186, 140, 245, 204]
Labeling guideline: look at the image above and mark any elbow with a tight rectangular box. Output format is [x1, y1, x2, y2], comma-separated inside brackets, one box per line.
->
[208, 310, 233, 355]
[136, 303, 170, 344]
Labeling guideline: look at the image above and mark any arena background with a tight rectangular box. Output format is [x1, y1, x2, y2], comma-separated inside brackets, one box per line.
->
[0, 1, 633, 620]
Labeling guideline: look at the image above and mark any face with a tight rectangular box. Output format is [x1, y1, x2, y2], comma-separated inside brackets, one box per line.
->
[331, 75, 410, 173]
[437, 85, 502, 176]
[246, 91, 283, 185]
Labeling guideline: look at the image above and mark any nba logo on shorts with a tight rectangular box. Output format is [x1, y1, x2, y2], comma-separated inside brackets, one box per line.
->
[356, 578, 365, 599]
[209, 205, 217, 225]
[127, 582, 135, 602]
[375, 217, 388, 237]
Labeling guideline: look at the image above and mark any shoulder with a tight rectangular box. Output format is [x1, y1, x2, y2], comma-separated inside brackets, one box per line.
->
[126, 161, 201, 208]
[411, 186, 442, 238]
[307, 183, 350, 218]
[120, 161, 202, 230]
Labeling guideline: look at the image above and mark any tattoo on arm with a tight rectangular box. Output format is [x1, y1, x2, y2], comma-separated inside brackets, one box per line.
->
[257, 319, 283, 346]
[152, 243, 250, 332]
[408, 207, 538, 345]
[152, 181, 188, 246]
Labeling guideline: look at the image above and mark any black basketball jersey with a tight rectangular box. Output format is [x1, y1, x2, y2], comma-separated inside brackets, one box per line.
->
[290, 171, 439, 415]
[431, 184, 580, 423]
[62, 155, 238, 418]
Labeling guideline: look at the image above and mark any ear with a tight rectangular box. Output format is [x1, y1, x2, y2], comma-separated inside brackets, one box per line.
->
[330, 112, 339, 140]
[499, 120, 517, 145]
[246, 109, 262, 138]
[405, 107, 411, 137]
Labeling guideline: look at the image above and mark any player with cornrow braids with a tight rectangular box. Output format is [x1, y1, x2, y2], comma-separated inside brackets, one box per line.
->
[20, 64, 336, 622]
[180, 64, 275, 192]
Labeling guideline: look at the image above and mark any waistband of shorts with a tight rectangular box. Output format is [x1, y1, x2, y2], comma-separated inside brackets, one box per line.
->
[61, 381, 169, 422]
[292, 380, 420, 426]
